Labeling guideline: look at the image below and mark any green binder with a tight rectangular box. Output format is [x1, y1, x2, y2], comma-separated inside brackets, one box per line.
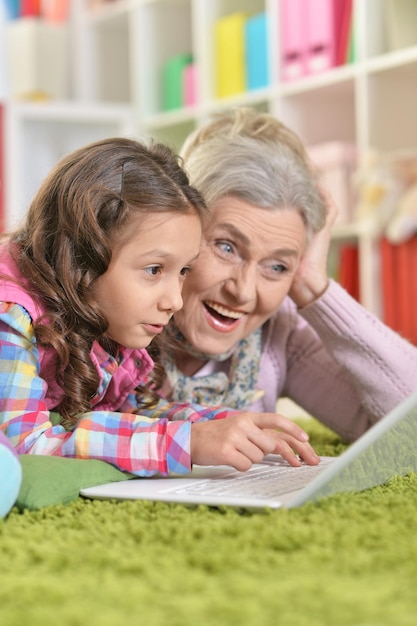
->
[162, 53, 193, 111]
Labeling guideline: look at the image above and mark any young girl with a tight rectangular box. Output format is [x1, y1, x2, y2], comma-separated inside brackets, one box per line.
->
[0, 137, 316, 478]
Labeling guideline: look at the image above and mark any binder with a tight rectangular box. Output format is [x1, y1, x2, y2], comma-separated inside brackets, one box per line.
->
[183, 62, 197, 107]
[4, 0, 20, 19]
[339, 244, 360, 302]
[245, 12, 269, 90]
[279, 0, 306, 82]
[380, 235, 417, 345]
[162, 53, 192, 111]
[380, 237, 398, 332]
[335, 0, 353, 65]
[280, 0, 353, 78]
[42, 0, 71, 23]
[347, 14, 357, 63]
[214, 12, 246, 98]
[20, 0, 41, 17]
[305, 0, 336, 74]
[410, 235, 417, 345]
[396, 239, 414, 342]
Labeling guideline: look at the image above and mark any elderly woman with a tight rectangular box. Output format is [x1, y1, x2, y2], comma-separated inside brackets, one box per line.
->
[160, 107, 417, 444]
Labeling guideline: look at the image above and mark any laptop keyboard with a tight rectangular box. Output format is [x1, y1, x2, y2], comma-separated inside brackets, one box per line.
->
[167, 457, 334, 500]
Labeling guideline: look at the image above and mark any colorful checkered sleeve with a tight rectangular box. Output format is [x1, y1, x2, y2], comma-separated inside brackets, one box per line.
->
[0, 302, 232, 476]
[122, 393, 236, 423]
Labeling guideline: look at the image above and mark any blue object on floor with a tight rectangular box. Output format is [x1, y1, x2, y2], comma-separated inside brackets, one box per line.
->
[0, 430, 22, 518]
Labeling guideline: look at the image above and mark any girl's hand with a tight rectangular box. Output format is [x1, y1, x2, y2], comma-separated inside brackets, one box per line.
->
[289, 188, 338, 308]
[190, 412, 320, 471]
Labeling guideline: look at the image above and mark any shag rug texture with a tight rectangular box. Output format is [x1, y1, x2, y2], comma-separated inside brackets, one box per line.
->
[1, 418, 417, 626]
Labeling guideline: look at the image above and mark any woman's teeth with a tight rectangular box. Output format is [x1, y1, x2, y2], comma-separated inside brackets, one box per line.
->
[205, 301, 245, 320]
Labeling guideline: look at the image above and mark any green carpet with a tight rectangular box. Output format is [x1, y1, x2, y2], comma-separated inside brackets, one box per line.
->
[1, 419, 417, 626]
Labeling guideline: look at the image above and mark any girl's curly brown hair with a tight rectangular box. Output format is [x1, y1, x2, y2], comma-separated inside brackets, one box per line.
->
[6, 137, 207, 426]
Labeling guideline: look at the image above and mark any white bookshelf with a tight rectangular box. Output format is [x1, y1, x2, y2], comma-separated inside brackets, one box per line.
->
[1, 0, 417, 317]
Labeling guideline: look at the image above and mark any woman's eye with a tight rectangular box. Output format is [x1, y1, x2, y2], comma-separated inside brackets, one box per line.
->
[144, 265, 161, 276]
[215, 240, 234, 255]
[266, 262, 288, 276]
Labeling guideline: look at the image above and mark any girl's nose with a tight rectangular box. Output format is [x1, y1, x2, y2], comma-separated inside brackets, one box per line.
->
[159, 280, 184, 313]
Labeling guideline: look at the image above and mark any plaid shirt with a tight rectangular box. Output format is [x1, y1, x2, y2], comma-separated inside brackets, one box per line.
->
[0, 302, 233, 476]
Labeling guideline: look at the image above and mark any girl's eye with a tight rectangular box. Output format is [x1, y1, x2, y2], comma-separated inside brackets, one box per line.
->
[144, 265, 162, 276]
[180, 266, 192, 277]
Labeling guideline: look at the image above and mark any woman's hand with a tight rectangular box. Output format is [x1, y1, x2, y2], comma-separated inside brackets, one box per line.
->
[289, 188, 338, 308]
[190, 412, 320, 471]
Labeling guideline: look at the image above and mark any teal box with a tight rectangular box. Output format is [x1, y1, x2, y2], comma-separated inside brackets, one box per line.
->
[245, 12, 269, 90]
[4, 0, 20, 19]
[162, 53, 193, 111]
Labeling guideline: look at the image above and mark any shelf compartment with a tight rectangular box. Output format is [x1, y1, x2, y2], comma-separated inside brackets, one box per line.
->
[4, 101, 133, 229]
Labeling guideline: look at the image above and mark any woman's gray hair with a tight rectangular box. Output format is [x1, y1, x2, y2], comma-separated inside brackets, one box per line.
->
[180, 107, 327, 237]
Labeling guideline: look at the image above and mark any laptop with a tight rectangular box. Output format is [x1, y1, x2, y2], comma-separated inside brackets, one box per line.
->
[80, 390, 417, 510]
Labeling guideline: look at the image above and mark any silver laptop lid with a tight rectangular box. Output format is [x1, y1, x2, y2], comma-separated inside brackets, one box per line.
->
[288, 389, 417, 507]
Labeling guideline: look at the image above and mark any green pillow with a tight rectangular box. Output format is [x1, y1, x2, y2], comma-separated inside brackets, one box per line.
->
[16, 455, 134, 511]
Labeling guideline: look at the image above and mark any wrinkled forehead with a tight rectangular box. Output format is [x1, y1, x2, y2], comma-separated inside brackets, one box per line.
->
[207, 194, 308, 231]
[204, 196, 308, 250]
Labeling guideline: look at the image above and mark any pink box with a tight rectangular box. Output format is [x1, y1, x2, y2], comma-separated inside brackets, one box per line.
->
[183, 63, 197, 107]
[42, 0, 71, 22]
[280, 0, 307, 82]
[306, 0, 337, 74]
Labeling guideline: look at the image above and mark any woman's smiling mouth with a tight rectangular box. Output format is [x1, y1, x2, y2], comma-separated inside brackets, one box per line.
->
[203, 301, 246, 332]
